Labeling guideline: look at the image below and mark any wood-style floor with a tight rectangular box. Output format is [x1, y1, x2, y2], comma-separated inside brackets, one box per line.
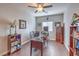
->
[11, 40, 68, 56]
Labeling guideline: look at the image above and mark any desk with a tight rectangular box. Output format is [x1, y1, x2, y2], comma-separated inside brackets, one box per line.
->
[30, 39, 43, 56]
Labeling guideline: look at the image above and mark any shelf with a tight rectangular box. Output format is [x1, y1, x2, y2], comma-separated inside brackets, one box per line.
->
[11, 41, 21, 47]
[11, 48, 21, 54]
[10, 39, 16, 43]
[70, 26, 76, 27]
[10, 40, 21, 43]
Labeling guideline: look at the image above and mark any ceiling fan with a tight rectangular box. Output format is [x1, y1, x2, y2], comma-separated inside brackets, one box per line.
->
[28, 3, 53, 13]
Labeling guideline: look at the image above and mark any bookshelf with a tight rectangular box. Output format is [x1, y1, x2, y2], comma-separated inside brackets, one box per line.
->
[69, 26, 76, 56]
[69, 13, 79, 56]
[69, 26, 79, 56]
[8, 34, 21, 55]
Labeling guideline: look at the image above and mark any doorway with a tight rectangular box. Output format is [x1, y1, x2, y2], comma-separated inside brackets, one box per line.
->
[42, 22, 53, 40]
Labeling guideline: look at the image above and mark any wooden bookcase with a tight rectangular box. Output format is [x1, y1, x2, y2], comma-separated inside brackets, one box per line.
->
[8, 34, 21, 55]
[69, 26, 79, 56]
[69, 26, 76, 56]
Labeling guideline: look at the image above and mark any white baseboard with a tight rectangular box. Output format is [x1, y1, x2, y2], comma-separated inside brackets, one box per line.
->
[21, 40, 30, 46]
[64, 43, 69, 51]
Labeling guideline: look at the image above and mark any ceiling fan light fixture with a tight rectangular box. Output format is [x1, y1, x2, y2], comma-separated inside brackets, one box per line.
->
[28, 3, 53, 13]
[37, 7, 43, 11]
[36, 4, 43, 11]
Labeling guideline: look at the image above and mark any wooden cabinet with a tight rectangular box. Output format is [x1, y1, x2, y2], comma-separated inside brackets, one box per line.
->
[56, 26, 64, 44]
[8, 34, 21, 55]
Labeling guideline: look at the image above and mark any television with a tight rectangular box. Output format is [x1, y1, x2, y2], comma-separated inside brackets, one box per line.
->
[43, 26, 48, 31]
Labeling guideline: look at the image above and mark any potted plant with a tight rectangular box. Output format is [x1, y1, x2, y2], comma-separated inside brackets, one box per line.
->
[72, 13, 79, 26]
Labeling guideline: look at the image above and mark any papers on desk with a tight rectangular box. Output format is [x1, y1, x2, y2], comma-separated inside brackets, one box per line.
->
[31, 37, 43, 42]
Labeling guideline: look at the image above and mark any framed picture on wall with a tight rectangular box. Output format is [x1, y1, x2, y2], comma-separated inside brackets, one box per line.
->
[19, 19, 26, 29]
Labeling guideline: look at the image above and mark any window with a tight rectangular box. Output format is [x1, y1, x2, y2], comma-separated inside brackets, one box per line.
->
[42, 22, 53, 31]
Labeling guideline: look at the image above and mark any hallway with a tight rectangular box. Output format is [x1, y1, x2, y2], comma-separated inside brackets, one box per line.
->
[11, 40, 68, 56]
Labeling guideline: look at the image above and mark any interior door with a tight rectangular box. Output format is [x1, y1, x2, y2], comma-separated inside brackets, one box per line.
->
[55, 22, 64, 44]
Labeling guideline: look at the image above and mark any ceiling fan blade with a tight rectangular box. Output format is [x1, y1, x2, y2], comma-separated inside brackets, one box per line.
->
[34, 10, 38, 13]
[43, 5, 53, 8]
[28, 6, 36, 8]
[43, 10, 47, 13]
[34, 10, 47, 13]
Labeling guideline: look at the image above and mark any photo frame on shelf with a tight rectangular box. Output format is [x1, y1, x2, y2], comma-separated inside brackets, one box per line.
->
[19, 19, 26, 29]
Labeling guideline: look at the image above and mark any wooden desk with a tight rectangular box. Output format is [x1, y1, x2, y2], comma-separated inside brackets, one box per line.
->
[30, 39, 43, 56]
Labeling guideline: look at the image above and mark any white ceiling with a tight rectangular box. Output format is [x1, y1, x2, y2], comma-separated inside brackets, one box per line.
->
[0, 3, 71, 17]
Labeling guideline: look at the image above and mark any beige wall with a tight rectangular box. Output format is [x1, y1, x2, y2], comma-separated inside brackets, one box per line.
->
[0, 20, 9, 55]
[0, 4, 35, 55]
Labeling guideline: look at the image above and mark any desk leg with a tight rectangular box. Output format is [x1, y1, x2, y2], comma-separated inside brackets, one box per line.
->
[41, 43, 43, 56]
[30, 41, 32, 56]
[47, 40, 48, 46]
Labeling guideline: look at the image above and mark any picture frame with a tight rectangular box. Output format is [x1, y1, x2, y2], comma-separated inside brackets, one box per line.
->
[19, 19, 26, 29]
